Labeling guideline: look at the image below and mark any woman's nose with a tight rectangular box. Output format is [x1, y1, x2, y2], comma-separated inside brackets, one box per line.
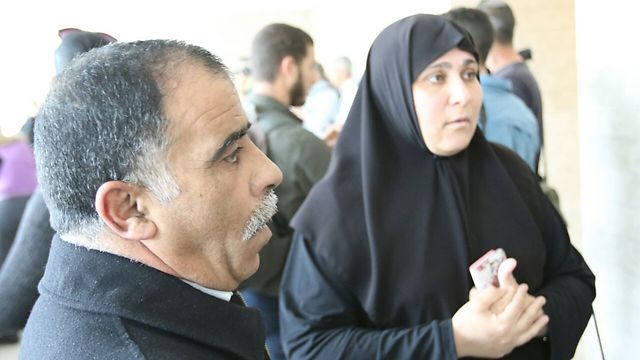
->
[448, 77, 472, 106]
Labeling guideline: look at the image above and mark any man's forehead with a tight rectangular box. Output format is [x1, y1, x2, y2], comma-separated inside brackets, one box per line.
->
[161, 60, 228, 95]
[163, 65, 244, 142]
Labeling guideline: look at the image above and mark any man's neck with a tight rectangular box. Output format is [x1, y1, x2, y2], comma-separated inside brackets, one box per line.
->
[62, 232, 181, 278]
[485, 43, 523, 74]
[252, 81, 291, 107]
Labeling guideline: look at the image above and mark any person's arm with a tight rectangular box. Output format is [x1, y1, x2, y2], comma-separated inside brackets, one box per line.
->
[533, 196, 596, 360]
[279, 233, 458, 359]
[279, 233, 548, 359]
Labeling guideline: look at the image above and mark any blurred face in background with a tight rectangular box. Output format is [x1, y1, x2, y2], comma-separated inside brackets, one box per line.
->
[289, 45, 316, 107]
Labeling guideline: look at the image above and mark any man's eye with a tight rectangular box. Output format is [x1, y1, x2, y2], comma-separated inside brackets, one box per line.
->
[224, 147, 242, 164]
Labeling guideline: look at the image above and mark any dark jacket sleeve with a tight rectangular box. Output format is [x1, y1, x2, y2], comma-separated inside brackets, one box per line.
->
[534, 195, 596, 360]
[279, 232, 458, 360]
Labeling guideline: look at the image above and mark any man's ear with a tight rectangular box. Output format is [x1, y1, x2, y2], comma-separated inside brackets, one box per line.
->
[280, 55, 298, 85]
[95, 181, 157, 241]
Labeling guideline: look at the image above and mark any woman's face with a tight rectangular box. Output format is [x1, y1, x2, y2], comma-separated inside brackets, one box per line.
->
[412, 47, 482, 156]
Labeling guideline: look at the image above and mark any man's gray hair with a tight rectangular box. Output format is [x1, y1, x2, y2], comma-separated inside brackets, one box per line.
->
[35, 40, 229, 242]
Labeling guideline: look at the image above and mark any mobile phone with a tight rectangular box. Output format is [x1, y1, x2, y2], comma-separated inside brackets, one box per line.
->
[469, 248, 506, 290]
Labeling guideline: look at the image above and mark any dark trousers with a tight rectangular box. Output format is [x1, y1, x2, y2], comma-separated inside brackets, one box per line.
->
[241, 289, 284, 360]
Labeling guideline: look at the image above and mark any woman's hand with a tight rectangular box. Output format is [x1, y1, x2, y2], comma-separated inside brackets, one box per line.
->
[452, 259, 549, 358]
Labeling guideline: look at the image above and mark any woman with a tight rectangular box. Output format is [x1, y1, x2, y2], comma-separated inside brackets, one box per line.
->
[279, 14, 595, 359]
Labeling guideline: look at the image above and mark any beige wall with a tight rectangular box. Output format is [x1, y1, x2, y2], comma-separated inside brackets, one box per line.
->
[513, 1, 582, 247]
[576, 0, 640, 357]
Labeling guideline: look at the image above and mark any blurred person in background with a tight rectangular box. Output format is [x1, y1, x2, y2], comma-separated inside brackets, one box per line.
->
[0, 125, 37, 289]
[323, 56, 360, 147]
[0, 28, 115, 345]
[477, 0, 544, 170]
[301, 62, 339, 139]
[242, 23, 331, 360]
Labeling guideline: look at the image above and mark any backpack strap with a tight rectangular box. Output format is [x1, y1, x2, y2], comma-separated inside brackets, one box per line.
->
[246, 102, 293, 156]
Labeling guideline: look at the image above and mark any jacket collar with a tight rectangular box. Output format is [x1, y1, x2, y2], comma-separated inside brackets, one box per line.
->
[40, 235, 266, 359]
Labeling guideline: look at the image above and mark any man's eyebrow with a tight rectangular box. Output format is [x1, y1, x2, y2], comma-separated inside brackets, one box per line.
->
[210, 122, 251, 162]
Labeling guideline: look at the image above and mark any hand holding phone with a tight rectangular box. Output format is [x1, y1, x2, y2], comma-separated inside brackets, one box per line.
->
[469, 248, 506, 290]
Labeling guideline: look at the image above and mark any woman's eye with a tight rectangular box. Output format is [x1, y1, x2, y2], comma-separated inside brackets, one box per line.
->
[463, 69, 478, 80]
[427, 73, 444, 84]
[224, 147, 242, 164]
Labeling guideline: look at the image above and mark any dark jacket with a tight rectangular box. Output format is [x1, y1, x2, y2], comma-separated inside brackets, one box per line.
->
[280, 145, 594, 359]
[21, 236, 268, 359]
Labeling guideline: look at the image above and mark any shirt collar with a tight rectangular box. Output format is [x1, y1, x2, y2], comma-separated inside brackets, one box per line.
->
[181, 279, 233, 302]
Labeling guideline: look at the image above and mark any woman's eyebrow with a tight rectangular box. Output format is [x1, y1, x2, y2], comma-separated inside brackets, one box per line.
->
[462, 59, 479, 66]
[427, 58, 478, 70]
[427, 62, 451, 70]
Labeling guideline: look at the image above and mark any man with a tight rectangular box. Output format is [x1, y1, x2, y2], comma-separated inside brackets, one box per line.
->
[301, 62, 340, 139]
[322, 56, 360, 147]
[477, 0, 544, 168]
[329, 56, 359, 127]
[21, 40, 283, 359]
[242, 23, 331, 360]
[445, 8, 540, 171]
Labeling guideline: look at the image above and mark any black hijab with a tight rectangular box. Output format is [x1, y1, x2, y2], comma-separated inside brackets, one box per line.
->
[291, 14, 546, 327]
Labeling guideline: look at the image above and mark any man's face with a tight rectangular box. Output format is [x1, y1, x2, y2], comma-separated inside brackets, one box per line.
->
[289, 45, 316, 107]
[142, 61, 283, 290]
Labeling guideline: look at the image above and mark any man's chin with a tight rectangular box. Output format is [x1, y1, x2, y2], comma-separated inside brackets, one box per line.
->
[240, 226, 272, 280]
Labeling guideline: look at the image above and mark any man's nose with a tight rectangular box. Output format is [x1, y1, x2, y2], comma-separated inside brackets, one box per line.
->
[251, 149, 283, 196]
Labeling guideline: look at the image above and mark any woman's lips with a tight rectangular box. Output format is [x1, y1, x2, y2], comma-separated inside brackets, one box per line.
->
[446, 117, 470, 126]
